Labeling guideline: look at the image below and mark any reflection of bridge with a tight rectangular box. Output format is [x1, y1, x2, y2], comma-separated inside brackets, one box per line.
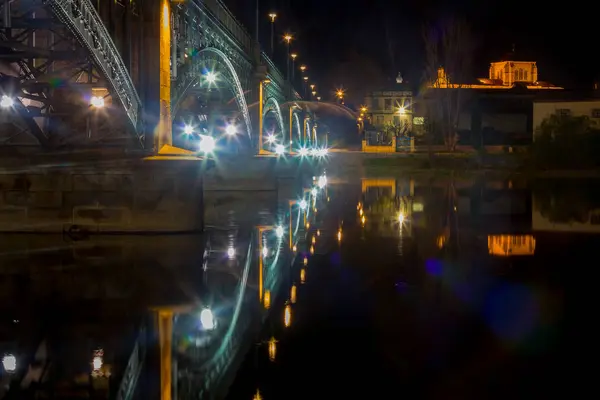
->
[0, 177, 327, 399]
[0, 0, 316, 154]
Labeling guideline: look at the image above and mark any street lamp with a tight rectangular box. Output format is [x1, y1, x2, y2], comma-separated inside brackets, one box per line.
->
[291, 53, 297, 82]
[259, 79, 271, 154]
[283, 34, 293, 80]
[268, 13, 277, 55]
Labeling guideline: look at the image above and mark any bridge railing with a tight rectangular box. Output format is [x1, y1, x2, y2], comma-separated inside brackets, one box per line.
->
[200, 0, 254, 57]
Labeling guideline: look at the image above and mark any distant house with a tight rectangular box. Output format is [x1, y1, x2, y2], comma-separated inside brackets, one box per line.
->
[533, 91, 600, 137]
[364, 74, 414, 133]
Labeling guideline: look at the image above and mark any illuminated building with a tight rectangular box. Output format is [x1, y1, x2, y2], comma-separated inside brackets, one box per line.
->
[430, 53, 562, 90]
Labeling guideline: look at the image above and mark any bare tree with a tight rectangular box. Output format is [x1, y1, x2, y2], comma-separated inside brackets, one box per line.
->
[422, 17, 474, 151]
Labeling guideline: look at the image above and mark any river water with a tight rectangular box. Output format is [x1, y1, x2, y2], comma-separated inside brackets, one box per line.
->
[1, 175, 581, 398]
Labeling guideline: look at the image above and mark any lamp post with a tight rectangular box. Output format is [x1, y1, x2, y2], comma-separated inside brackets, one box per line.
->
[259, 79, 271, 154]
[303, 76, 308, 98]
[291, 53, 297, 83]
[268, 13, 276, 55]
[283, 34, 292, 80]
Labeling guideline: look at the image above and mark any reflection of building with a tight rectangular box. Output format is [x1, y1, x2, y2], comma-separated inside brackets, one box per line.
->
[532, 199, 600, 233]
[533, 92, 600, 137]
[359, 178, 423, 238]
[488, 235, 536, 256]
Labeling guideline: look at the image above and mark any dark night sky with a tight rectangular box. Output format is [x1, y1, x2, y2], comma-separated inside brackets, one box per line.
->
[224, 0, 598, 102]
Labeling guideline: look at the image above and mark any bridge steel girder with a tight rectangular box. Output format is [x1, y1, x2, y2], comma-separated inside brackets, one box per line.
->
[170, 1, 297, 143]
[170, 1, 254, 136]
[0, 0, 144, 149]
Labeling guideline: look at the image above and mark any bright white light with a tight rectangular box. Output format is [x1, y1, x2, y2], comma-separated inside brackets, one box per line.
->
[309, 148, 318, 156]
[205, 71, 217, 84]
[266, 134, 276, 144]
[318, 175, 327, 189]
[183, 125, 193, 135]
[225, 124, 237, 136]
[311, 188, 317, 197]
[200, 308, 215, 330]
[398, 212, 405, 224]
[90, 96, 105, 108]
[262, 247, 268, 257]
[275, 144, 285, 155]
[275, 226, 284, 238]
[0, 95, 14, 108]
[318, 148, 328, 157]
[399, 106, 406, 114]
[92, 356, 103, 371]
[298, 147, 308, 156]
[299, 199, 308, 210]
[227, 246, 235, 259]
[199, 135, 216, 153]
[2, 354, 16, 372]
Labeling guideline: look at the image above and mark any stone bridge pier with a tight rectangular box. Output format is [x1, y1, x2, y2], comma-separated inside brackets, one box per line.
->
[0, 158, 205, 233]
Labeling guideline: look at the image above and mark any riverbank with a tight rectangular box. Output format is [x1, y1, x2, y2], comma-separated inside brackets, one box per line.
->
[327, 151, 600, 179]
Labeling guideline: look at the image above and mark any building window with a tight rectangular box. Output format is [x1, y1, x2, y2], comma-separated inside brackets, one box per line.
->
[556, 109, 571, 116]
[384, 99, 392, 111]
[393, 115, 400, 125]
[592, 109, 600, 118]
[524, 71, 528, 81]
[376, 115, 384, 125]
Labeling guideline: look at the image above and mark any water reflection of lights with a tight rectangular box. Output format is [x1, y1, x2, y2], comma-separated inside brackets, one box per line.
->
[310, 245, 314, 254]
[317, 175, 327, 188]
[337, 229, 342, 242]
[262, 247, 269, 258]
[398, 212, 405, 224]
[311, 188, 317, 197]
[3, 354, 16, 373]
[200, 308, 216, 330]
[92, 349, 104, 372]
[303, 256, 308, 266]
[317, 229, 321, 236]
[284, 304, 292, 327]
[361, 215, 366, 225]
[291, 285, 297, 303]
[300, 268, 306, 283]
[268, 337, 277, 361]
[311, 236, 316, 244]
[264, 291, 271, 309]
[306, 222, 310, 229]
[253, 389, 263, 400]
[275, 225, 284, 238]
[299, 199, 308, 210]
[292, 245, 297, 252]
[227, 246, 235, 259]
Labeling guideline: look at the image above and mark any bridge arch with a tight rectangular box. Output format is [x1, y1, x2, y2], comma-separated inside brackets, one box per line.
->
[263, 97, 285, 137]
[293, 113, 302, 141]
[172, 47, 252, 139]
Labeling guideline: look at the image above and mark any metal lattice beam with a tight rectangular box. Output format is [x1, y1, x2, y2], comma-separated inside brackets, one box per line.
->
[0, 0, 141, 148]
